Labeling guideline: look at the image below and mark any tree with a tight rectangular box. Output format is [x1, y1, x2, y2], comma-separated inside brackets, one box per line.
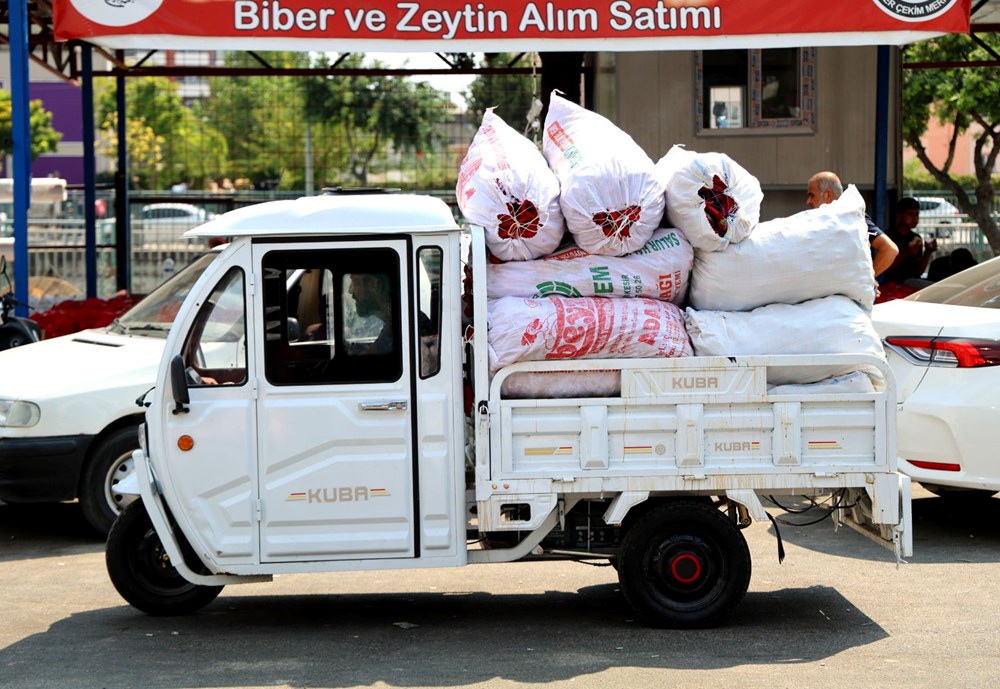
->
[96, 111, 164, 188]
[0, 90, 63, 161]
[302, 54, 450, 186]
[903, 34, 1000, 255]
[95, 76, 228, 189]
[464, 53, 539, 138]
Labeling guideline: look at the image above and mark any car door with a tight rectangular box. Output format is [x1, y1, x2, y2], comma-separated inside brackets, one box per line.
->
[251, 239, 416, 563]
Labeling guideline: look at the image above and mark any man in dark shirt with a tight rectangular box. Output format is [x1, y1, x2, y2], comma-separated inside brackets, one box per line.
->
[884, 197, 938, 284]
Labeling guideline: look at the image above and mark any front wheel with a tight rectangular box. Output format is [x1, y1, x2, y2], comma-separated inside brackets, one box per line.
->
[80, 426, 140, 535]
[617, 501, 751, 629]
[106, 500, 223, 615]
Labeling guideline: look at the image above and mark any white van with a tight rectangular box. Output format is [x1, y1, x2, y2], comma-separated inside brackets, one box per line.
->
[0, 251, 220, 534]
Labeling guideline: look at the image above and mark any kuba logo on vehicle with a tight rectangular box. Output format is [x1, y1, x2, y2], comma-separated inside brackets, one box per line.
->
[286, 487, 390, 503]
[871, 0, 959, 22]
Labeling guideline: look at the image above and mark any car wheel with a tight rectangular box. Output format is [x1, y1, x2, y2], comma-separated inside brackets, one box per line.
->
[79, 426, 140, 535]
[106, 500, 224, 615]
[923, 484, 997, 500]
[617, 501, 751, 629]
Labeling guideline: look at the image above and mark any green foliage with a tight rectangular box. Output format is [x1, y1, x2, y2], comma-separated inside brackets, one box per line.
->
[301, 54, 450, 186]
[464, 53, 539, 135]
[95, 77, 228, 189]
[902, 34, 1000, 254]
[0, 90, 63, 161]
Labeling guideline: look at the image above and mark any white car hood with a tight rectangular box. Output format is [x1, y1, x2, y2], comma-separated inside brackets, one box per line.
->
[0, 328, 167, 401]
[873, 299, 1000, 338]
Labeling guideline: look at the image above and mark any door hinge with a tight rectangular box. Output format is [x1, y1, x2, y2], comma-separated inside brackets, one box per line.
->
[255, 499, 263, 522]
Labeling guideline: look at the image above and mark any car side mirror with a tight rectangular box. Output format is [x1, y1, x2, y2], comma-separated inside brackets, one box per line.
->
[170, 355, 190, 414]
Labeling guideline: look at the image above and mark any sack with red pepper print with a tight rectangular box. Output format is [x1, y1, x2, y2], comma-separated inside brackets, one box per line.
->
[656, 145, 763, 252]
[456, 109, 565, 261]
[542, 92, 665, 257]
[487, 295, 691, 373]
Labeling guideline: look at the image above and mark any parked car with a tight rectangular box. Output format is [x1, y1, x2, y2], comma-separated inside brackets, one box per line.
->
[872, 256, 1000, 498]
[138, 202, 216, 229]
[913, 196, 962, 239]
[0, 249, 221, 534]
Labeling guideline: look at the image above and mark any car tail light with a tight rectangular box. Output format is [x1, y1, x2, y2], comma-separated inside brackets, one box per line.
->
[885, 336, 1000, 368]
[906, 459, 962, 472]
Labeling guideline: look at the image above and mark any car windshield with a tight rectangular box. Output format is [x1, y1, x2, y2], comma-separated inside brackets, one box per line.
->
[107, 252, 219, 337]
[906, 256, 1000, 309]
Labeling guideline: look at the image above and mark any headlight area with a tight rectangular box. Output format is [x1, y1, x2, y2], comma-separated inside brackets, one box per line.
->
[0, 400, 41, 427]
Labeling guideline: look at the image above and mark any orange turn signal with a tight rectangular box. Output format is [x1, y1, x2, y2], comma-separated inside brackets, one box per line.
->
[177, 435, 195, 452]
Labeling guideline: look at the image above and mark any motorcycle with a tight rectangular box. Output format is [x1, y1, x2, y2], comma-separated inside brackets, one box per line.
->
[0, 256, 42, 350]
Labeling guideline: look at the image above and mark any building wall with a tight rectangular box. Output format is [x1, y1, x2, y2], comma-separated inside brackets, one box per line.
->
[605, 46, 901, 225]
[0, 50, 87, 185]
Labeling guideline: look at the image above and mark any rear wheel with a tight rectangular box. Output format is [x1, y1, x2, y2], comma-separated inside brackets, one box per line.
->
[106, 500, 223, 615]
[617, 501, 751, 629]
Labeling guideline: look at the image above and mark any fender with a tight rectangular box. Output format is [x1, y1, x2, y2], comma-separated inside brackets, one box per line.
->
[133, 448, 270, 586]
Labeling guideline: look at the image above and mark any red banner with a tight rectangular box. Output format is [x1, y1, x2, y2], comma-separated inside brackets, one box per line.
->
[53, 0, 970, 50]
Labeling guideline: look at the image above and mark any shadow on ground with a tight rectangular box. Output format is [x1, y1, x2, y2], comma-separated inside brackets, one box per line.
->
[0, 583, 885, 688]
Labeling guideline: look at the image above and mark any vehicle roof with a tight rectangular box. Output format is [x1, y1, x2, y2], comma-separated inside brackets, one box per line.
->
[185, 193, 461, 238]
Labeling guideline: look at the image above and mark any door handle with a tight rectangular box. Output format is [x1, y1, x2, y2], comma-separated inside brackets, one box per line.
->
[359, 400, 408, 412]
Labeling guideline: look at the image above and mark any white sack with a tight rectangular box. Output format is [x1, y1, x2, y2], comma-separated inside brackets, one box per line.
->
[689, 185, 875, 311]
[768, 371, 877, 396]
[487, 228, 693, 305]
[656, 145, 763, 252]
[684, 295, 885, 385]
[488, 295, 691, 372]
[542, 92, 664, 256]
[457, 109, 565, 261]
[500, 370, 622, 399]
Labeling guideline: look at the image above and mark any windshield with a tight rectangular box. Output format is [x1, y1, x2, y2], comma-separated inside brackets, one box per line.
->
[108, 252, 219, 337]
[906, 256, 1000, 309]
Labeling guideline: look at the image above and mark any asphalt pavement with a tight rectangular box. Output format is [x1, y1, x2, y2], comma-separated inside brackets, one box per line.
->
[2, 488, 1000, 689]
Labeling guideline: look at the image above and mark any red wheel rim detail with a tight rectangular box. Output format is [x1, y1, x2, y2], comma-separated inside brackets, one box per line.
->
[670, 553, 702, 584]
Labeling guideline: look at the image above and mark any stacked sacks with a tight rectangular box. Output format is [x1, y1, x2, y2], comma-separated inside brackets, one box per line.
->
[457, 109, 565, 261]
[486, 230, 694, 397]
[681, 184, 885, 386]
[543, 92, 665, 256]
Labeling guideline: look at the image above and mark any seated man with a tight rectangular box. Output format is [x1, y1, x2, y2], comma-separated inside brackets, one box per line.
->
[347, 272, 393, 355]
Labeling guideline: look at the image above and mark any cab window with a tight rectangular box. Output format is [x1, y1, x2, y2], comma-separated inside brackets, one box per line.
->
[182, 268, 247, 386]
[261, 248, 402, 385]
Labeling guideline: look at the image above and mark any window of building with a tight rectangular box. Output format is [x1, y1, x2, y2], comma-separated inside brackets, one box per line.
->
[261, 247, 402, 386]
[697, 48, 815, 132]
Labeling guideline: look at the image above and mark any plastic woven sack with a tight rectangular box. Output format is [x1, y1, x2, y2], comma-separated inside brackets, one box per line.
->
[542, 92, 664, 256]
[457, 109, 565, 261]
[487, 228, 693, 304]
[688, 185, 874, 311]
[684, 295, 885, 385]
[488, 295, 691, 373]
[656, 145, 763, 252]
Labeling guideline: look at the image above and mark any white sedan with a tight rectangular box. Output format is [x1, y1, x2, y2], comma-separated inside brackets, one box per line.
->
[873, 256, 1000, 497]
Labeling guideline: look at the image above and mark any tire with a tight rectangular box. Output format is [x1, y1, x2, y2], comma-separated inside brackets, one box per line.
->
[0, 329, 29, 349]
[617, 501, 751, 629]
[80, 426, 141, 535]
[106, 500, 223, 615]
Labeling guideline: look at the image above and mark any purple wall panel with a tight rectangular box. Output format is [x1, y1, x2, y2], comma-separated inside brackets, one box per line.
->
[32, 82, 83, 142]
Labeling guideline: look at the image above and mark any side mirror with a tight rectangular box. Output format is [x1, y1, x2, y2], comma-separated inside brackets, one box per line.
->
[170, 354, 190, 414]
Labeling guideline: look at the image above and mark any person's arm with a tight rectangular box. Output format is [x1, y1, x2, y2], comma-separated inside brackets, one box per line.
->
[871, 234, 899, 278]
